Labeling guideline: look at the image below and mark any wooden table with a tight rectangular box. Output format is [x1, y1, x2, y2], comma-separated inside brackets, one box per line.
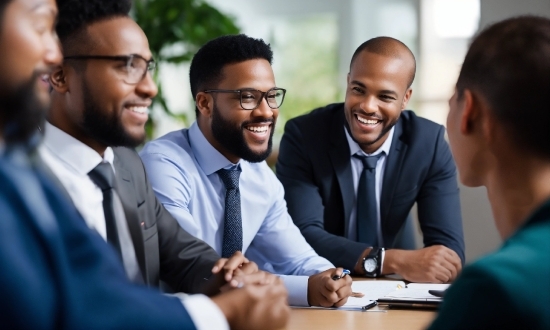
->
[284, 277, 436, 330]
[285, 305, 435, 329]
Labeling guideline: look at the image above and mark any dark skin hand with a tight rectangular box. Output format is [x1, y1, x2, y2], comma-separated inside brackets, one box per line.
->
[354, 245, 462, 283]
[212, 276, 290, 330]
[201, 251, 260, 296]
[307, 268, 353, 307]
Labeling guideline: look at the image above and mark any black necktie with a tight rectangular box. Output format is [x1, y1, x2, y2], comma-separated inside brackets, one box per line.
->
[218, 168, 243, 258]
[88, 162, 142, 282]
[355, 153, 383, 245]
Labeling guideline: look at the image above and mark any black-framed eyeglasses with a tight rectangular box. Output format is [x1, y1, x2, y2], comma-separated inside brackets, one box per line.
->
[63, 54, 156, 85]
[203, 87, 286, 110]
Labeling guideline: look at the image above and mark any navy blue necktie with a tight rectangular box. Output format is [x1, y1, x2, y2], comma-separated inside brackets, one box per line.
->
[355, 153, 383, 245]
[218, 168, 243, 258]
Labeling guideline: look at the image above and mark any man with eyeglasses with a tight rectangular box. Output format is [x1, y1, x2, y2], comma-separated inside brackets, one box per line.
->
[38, 1, 292, 328]
[140, 34, 353, 308]
[0, 0, 289, 329]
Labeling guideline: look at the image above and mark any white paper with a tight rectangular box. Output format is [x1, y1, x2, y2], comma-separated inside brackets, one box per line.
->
[384, 283, 450, 300]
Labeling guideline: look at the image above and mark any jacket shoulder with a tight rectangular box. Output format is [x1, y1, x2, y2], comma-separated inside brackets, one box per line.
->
[399, 110, 445, 143]
[287, 103, 344, 128]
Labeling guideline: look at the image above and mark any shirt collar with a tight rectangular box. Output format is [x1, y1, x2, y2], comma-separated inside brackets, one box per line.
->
[345, 125, 395, 157]
[188, 122, 239, 175]
[42, 121, 114, 175]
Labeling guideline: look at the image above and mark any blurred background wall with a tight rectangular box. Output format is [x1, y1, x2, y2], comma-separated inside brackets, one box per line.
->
[149, 0, 550, 263]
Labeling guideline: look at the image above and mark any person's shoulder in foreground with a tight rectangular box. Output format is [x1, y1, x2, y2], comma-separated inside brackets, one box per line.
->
[429, 200, 550, 330]
[428, 15, 550, 329]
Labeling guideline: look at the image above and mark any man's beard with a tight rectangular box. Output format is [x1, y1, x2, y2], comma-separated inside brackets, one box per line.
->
[0, 72, 46, 145]
[80, 80, 145, 148]
[211, 104, 274, 163]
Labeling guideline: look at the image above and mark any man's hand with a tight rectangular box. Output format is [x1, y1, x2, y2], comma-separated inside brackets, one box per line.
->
[201, 251, 260, 295]
[385, 245, 462, 283]
[219, 270, 279, 293]
[212, 251, 258, 283]
[212, 277, 290, 330]
[307, 268, 352, 307]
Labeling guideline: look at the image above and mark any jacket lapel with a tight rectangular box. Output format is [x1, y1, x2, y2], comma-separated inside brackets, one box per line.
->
[380, 118, 408, 243]
[113, 155, 147, 278]
[328, 109, 354, 235]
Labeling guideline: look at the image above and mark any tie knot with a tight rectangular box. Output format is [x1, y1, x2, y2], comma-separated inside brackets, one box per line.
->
[354, 153, 383, 170]
[218, 168, 241, 190]
[88, 162, 116, 190]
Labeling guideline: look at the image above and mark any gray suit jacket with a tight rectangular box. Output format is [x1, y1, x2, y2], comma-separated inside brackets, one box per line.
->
[112, 147, 220, 293]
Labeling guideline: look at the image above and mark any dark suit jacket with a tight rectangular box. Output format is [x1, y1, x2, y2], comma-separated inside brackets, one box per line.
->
[112, 147, 221, 293]
[0, 150, 195, 329]
[276, 103, 465, 270]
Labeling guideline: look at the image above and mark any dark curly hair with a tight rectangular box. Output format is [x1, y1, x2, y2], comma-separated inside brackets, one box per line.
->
[56, 0, 131, 54]
[189, 34, 273, 117]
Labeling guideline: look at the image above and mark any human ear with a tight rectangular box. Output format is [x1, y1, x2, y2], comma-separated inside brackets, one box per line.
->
[195, 92, 214, 118]
[459, 89, 477, 134]
[49, 65, 69, 93]
[401, 88, 413, 109]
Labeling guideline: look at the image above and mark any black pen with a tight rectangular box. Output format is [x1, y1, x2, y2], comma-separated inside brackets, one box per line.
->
[332, 269, 351, 280]
[362, 301, 378, 311]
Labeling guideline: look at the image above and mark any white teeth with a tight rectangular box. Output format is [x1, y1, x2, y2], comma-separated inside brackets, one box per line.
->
[357, 115, 379, 125]
[128, 106, 149, 114]
[247, 126, 269, 133]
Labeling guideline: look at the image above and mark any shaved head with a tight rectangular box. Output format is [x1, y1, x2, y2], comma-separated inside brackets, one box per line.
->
[350, 36, 416, 87]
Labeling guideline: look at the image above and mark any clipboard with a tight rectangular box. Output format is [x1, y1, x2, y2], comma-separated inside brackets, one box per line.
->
[376, 283, 448, 309]
[376, 297, 441, 309]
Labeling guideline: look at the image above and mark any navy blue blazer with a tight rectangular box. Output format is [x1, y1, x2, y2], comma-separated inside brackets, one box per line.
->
[0, 150, 196, 329]
[276, 103, 465, 270]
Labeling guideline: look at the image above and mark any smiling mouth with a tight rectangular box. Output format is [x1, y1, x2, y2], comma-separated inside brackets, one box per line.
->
[126, 106, 150, 115]
[355, 113, 382, 126]
[245, 125, 270, 133]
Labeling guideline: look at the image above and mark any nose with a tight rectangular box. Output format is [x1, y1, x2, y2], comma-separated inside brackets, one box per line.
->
[360, 95, 377, 113]
[252, 96, 275, 119]
[136, 71, 158, 99]
[44, 32, 62, 66]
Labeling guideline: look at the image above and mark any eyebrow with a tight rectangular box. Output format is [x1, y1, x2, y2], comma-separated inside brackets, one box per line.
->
[30, 2, 57, 17]
[350, 80, 398, 96]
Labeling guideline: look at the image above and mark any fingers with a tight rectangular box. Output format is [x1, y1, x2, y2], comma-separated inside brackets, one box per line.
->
[319, 269, 353, 306]
[212, 251, 251, 282]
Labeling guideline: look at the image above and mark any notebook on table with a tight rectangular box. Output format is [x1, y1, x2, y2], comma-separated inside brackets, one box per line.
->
[377, 283, 450, 309]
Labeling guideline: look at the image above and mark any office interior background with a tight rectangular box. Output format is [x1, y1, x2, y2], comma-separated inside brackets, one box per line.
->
[148, 0, 550, 263]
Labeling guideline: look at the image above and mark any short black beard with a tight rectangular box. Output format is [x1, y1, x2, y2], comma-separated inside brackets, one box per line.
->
[211, 104, 274, 163]
[0, 72, 46, 145]
[80, 79, 144, 148]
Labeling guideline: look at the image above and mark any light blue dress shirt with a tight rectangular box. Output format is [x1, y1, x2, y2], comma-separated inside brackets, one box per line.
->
[140, 122, 334, 306]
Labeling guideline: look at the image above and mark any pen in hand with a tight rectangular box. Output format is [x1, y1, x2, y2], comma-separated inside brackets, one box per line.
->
[332, 269, 351, 280]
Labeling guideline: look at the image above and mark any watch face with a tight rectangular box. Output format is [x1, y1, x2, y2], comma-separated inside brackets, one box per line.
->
[364, 258, 377, 273]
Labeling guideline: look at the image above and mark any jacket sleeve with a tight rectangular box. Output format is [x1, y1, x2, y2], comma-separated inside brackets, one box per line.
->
[416, 126, 465, 263]
[142, 159, 222, 294]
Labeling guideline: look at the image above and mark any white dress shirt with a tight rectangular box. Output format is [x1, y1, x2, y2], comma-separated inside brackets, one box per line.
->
[345, 126, 395, 245]
[38, 122, 228, 330]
